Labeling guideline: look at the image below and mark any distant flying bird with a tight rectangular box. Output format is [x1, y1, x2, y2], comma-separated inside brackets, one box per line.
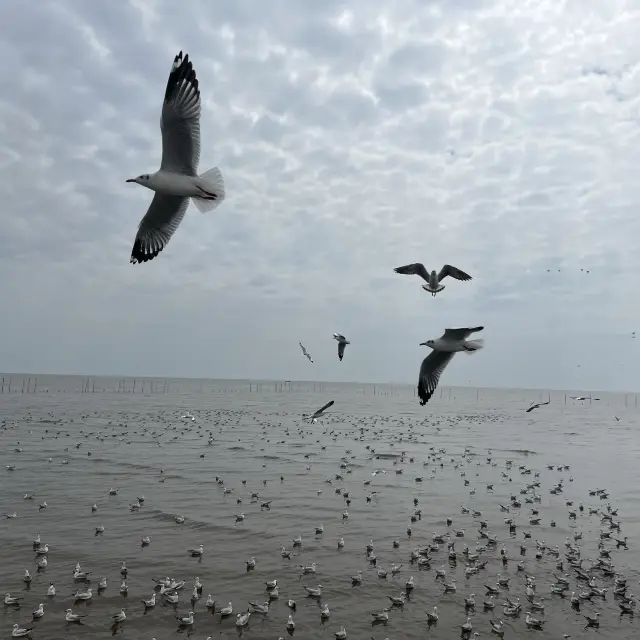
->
[526, 401, 550, 413]
[394, 263, 472, 296]
[417, 327, 484, 406]
[127, 51, 226, 264]
[333, 333, 350, 361]
[299, 342, 314, 363]
[303, 400, 335, 423]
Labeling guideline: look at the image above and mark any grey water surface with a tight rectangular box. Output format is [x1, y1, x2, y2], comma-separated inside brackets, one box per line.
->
[1, 375, 639, 640]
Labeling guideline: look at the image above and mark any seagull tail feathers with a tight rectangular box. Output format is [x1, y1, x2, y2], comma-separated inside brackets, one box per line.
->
[192, 167, 226, 213]
[462, 339, 484, 353]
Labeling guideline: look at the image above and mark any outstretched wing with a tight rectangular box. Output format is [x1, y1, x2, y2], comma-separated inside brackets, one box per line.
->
[338, 341, 346, 361]
[131, 194, 189, 264]
[160, 51, 201, 175]
[394, 263, 430, 283]
[526, 400, 549, 412]
[438, 264, 472, 282]
[418, 350, 455, 406]
[312, 400, 334, 418]
[442, 326, 484, 341]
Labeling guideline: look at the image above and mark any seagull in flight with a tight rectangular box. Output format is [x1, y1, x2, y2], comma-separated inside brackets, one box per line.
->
[127, 51, 226, 264]
[417, 327, 484, 405]
[299, 342, 314, 363]
[333, 333, 350, 361]
[394, 263, 472, 296]
[526, 400, 550, 413]
[304, 400, 334, 423]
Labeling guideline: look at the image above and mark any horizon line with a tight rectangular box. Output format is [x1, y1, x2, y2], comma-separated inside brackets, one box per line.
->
[0, 371, 638, 396]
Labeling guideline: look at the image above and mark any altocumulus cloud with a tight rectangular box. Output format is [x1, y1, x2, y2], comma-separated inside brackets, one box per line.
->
[1, 0, 640, 390]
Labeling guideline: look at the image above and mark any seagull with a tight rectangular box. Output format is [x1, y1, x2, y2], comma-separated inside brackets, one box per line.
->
[111, 608, 126, 623]
[333, 333, 350, 361]
[11, 624, 33, 638]
[417, 327, 484, 405]
[65, 609, 86, 623]
[306, 400, 335, 423]
[176, 611, 194, 626]
[127, 51, 226, 264]
[248, 601, 269, 615]
[142, 593, 156, 608]
[526, 400, 550, 413]
[236, 611, 250, 627]
[394, 263, 472, 296]
[299, 342, 314, 363]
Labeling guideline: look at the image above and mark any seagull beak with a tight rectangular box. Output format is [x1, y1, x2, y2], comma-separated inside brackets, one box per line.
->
[419, 342, 427, 346]
[125, 178, 136, 183]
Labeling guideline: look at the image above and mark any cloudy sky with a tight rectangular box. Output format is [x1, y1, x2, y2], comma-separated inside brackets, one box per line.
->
[1, 0, 640, 391]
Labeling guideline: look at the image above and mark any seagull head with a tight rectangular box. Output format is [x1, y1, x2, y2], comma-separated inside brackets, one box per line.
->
[420, 340, 436, 348]
[126, 174, 151, 184]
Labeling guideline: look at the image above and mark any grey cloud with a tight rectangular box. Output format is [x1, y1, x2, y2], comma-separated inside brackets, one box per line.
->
[0, 0, 639, 391]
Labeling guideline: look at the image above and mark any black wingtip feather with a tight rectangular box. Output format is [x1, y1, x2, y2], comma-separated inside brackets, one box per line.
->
[417, 383, 434, 406]
[164, 51, 199, 105]
[130, 239, 162, 265]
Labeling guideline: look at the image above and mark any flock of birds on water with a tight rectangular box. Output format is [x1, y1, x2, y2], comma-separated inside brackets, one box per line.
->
[1, 401, 637, 640]
[3, 44, 638, 640]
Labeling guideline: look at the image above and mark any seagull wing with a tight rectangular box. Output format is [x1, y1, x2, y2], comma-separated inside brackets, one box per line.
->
[394, 263, 430, 283]
[160, 51, 201, 175]
[312, 400, 334, 418]
[338, 341, 346, 361]
[442, 326, 484, 341]
[130, 194, 190, 263]
[418, 350, 455, 405]
[438, 264, 472, 282]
